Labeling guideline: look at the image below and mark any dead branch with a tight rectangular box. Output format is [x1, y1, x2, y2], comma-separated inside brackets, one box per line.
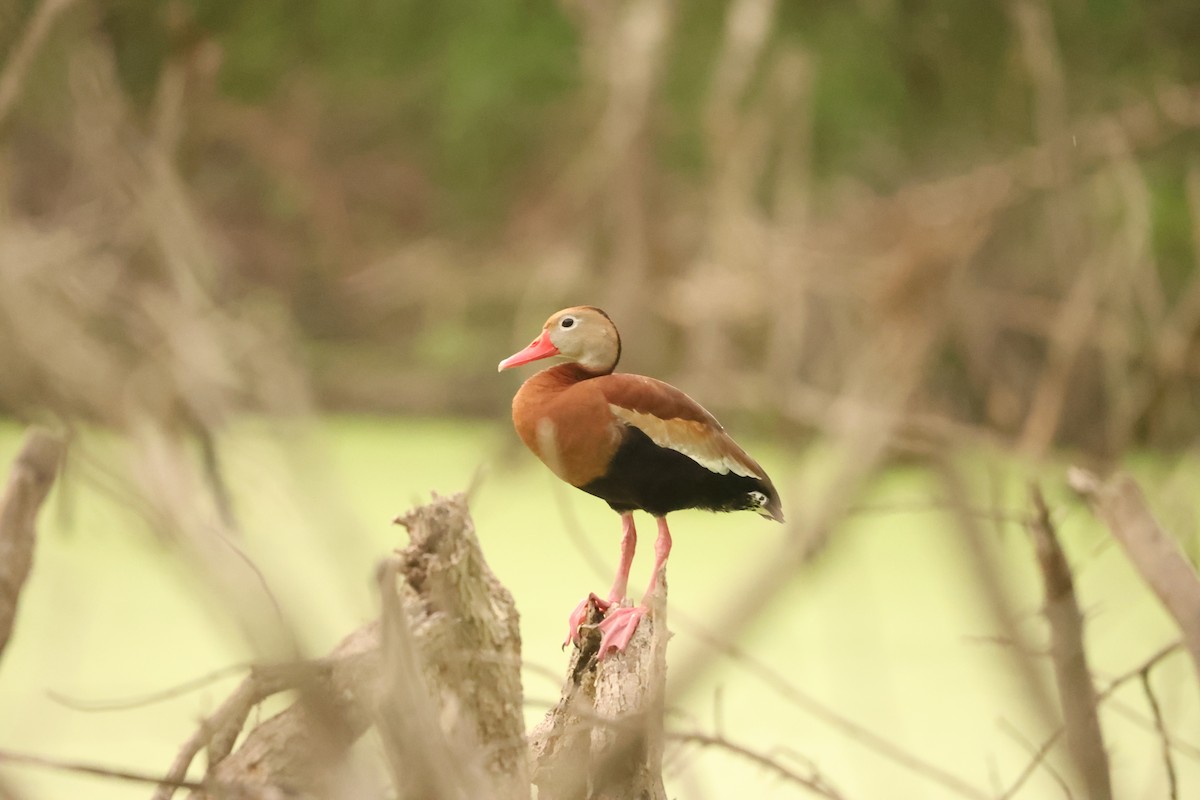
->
[996, 721, 1065, 800]
[530, 585, 669, 800]
[386, 495, 529, 799]
[936, 461, 1061, 762]
[151, 658, 348, 800]
[1139, 670, 1178, 800]
[48, 662, 253, 713]
[1002, 638, 1189, 799]
[666, 731, 845, 800]
[680, 612, 991, 800]
[1027, 484, 1113, 800]
[1067, 468, 1200, 682]
[374, 560, 491, 800]
[0, 748, 205, 794]
[0, 428, 65, 665]
[156, 493, 527, 800]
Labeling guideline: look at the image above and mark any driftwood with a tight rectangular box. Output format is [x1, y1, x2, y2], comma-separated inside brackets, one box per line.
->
[0, 428, 65, 665]
[156, 492, 669, 799]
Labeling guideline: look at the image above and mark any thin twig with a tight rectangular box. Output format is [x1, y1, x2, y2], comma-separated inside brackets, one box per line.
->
[47, 662, 252, 712]
[668, 731, 846, 800]
[1001, 639, 1188, 798]
[997, 720, 1072, 800]
[1104, 697, 1200, 761]
[1099, 640, 1183, 697]
[151, 661, 330, 800]
[677, 612, 990, 800]
[1140, 669, 1179, 799]
[0, 748, 206, 793]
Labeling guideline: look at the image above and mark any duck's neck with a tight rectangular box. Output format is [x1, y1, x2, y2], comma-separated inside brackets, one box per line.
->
[538, 362, 611, 387]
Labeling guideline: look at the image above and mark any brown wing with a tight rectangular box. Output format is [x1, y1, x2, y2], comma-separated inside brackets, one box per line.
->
[593, 374, 765, 479]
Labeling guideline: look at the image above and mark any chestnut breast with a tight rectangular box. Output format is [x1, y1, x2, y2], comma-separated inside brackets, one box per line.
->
[512, 365, 624, 487]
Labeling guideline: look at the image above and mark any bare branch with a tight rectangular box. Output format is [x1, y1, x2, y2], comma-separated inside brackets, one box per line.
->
[1100, 640, 1183, 696]
[1068, 468, 1200, 682]
[996, 720, 1070, 800]
[667, 731, 846, 800]
[48, 663, 252, 713]
[936, 460, 1061, 773]
[151, 659, 337, 800]
[679, 613, 990, 800]
[0, 428, 65, 664]
[1026, 484, 1112, 800]
[1003, 638, 1191, 798]
[1140, 669, 1178, 800]
[0, 748, 205, 794]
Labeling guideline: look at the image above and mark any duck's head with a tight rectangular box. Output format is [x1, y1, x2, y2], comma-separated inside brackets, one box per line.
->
[498, 306, 621, 375]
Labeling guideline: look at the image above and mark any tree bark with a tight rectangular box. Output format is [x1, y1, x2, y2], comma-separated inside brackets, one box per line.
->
[529, 588, 670, 800]
[159, 492, 671, 800]
[161, 493, 529, 800]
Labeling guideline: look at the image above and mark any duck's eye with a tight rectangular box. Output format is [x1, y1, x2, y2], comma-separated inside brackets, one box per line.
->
[560, 317, 576, 329]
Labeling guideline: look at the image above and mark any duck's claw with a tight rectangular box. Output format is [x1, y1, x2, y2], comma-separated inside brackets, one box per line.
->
[595, 605, 648, 659]
[564, 592, 612, 648]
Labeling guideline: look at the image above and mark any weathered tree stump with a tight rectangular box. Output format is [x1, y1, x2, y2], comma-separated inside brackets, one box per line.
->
[156, 492, 669, 800]
[529, 591, 669, 800]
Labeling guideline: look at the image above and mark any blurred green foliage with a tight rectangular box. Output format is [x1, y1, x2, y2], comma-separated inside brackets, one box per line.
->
[4, 0, 1199, 444]
[83, 0, 1199, 248]
[99, 0, 580, 228]
[0, 0, 1175, 210]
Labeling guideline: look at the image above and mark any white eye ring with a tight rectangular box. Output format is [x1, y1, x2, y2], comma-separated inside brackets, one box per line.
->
[560, 316, 576, 329]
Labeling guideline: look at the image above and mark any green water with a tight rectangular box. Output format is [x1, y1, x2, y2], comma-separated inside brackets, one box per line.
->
[0, 417, 1195, 798]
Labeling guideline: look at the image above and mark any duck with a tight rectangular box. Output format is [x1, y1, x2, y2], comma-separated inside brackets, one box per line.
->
[498, 306, 783, 658]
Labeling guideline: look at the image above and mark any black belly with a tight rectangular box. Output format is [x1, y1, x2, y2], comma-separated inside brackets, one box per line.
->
[579, 426, 771, 517]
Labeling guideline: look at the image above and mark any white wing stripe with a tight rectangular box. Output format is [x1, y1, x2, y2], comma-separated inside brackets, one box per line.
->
[609, 405, 761, 479]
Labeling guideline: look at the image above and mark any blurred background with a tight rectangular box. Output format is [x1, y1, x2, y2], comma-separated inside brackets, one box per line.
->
[1, 0, 1199, 797]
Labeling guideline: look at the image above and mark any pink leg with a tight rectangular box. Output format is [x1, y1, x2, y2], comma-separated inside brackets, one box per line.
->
[644, 515, 672, 598]
[565, 513, 637, 646]
[607, 512, 637, 604]
[596, 516, 672, 659]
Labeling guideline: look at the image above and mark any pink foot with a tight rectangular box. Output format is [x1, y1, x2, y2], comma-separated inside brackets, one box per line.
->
[564, 592, 613, 647]
[596, 605, 649, 659]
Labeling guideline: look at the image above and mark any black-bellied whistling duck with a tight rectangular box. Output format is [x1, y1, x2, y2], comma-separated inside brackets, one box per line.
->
[498, 306, 784, 658]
